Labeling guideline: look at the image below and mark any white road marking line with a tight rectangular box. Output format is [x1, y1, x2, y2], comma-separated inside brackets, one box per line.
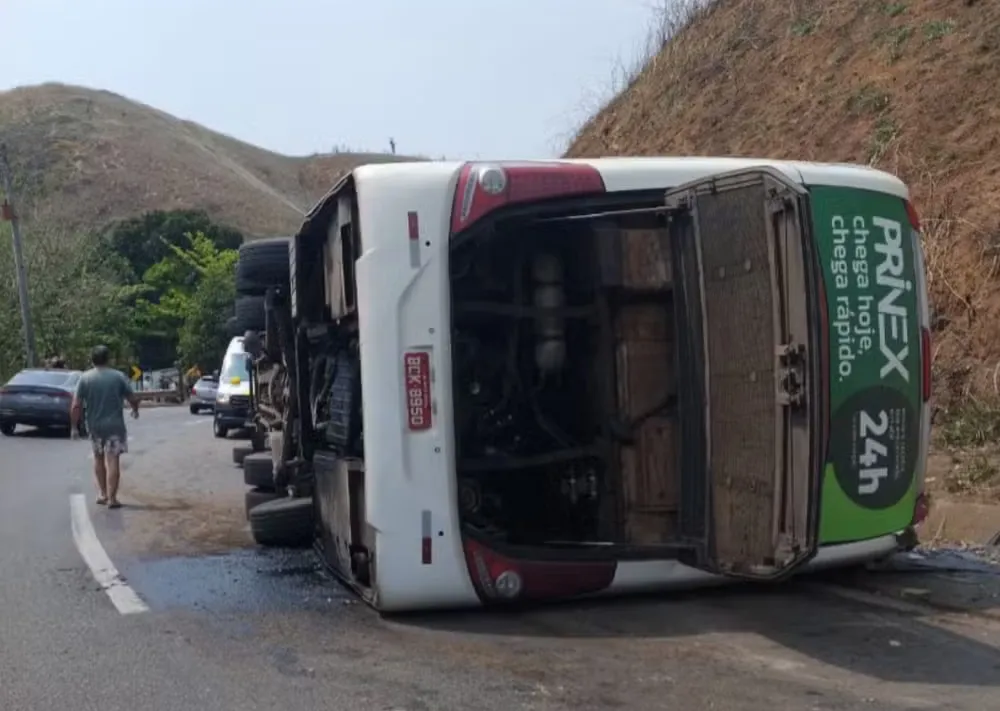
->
[69, 493, 149, 615]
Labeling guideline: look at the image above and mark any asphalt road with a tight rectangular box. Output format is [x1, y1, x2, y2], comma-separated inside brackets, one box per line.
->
[2, 408, 1000, 711]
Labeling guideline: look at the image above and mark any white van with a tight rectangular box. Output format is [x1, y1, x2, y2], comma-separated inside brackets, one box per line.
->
[243, 158, 931, 613]
[213, 336, 252, 438]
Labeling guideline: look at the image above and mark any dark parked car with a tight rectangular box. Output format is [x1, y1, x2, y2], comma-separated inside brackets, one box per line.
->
[0, 368, 84, 437]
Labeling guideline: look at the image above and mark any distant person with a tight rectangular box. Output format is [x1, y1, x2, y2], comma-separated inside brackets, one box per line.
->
[70, 345, 140, 509]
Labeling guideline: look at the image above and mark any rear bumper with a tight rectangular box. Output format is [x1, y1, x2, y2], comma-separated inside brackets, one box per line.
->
[0, 408, 72, 427]
[190, 395, 216, 409]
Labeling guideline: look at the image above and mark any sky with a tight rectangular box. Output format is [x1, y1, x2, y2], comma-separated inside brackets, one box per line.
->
[3, 0, 659, 159]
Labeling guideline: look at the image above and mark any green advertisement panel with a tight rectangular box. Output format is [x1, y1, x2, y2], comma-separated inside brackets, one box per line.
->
[809, 186, 921, 543]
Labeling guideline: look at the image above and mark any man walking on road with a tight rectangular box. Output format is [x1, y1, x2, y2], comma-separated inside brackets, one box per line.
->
[70, 345, 140, 509]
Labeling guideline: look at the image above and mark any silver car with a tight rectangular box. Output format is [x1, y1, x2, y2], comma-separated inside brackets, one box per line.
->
[189, 375, 219, 414]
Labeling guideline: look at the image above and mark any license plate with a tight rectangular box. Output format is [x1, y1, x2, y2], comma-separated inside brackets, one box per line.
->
[22, 394, 45, 402]
[403, 351, 432, 431]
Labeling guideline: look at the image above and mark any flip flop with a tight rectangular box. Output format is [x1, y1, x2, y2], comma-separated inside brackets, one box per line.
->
[96, 496, 108, 506]
[108, 500, 122, 510]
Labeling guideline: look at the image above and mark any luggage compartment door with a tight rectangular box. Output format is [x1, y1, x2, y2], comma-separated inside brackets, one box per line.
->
[666, 167, 823, 580]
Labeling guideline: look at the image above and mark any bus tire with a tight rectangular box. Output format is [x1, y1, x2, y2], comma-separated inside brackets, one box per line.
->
[236, 237, 290, 295]
[249, 497, 314, 548]
[243, 452, 274, 488]
[232, 444, 254, 466]
[250, 431, 268, 452]
[234, 295, 266, 332]
[245, 487, 282, 519]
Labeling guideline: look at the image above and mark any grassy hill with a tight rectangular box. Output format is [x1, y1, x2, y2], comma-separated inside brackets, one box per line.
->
[0, 83, 421, 236]
[567, 0, 1000, 498]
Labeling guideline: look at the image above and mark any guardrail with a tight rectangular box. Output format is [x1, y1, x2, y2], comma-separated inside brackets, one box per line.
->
[134, 389, 183, 405]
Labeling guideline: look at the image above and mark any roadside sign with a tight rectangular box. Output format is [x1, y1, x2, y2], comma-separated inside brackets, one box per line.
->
[130, 365, 142, 382]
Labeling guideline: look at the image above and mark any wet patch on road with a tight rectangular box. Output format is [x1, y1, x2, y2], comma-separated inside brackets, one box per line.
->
[118, 547, 354, 614]
[90, 493, 252, 560]
[831, 548, 1000, 620]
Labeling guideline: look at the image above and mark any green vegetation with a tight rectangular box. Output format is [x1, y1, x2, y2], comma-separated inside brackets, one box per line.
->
[866, 115, 901, 164]
[881, 2, 907, 18]
[947, 455, 998, 495]
[102, 210, 242, 282]
[878, 25, 914, 62]
[132, 231, 238, 372]
[923, 20, 956, 41]
[938, 398, 1000, 449]
[847, 84, 891, 115]
[791, 16, 818, 37]
[0, 209, 241, 381]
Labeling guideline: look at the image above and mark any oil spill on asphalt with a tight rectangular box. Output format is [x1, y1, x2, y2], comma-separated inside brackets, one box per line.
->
[120, 548, 354, 613]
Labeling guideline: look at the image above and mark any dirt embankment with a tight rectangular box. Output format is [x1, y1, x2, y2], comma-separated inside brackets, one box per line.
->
[567, 0, 1000, 504]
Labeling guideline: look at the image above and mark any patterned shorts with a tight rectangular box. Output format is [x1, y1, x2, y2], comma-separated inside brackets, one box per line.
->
[91, 435, 128, 457]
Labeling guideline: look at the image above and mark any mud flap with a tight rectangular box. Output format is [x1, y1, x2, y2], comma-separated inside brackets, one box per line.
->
[666, 167, 822, 581]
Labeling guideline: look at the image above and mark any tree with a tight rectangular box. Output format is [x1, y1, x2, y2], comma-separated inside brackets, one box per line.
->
[0, 224, 135, 379]
[132, 231, 237, 372]
[103, 209, 243, 282]
[177, 246, 238, 371]
[105, 210, 243, 369]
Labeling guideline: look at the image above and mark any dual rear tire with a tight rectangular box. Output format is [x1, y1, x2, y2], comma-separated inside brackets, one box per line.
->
[232, 237, 290, 334]
[240, 451, 312, 547]
[248, 497, 314, 547]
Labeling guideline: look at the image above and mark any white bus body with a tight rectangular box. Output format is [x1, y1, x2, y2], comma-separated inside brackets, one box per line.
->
[262, 157, 931, 613]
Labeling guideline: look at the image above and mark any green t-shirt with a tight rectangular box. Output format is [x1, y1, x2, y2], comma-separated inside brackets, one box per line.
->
[75, 367, 133, 439]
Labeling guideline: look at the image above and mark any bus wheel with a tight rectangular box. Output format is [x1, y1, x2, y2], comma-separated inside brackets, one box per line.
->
[232, 445, 254, 467]
[236, 237, 291, 295]
[243, 453, 275, 488]
[250, 430, 268, 452]
[245, 487, 282, 520]
[249, 497, 314, 548]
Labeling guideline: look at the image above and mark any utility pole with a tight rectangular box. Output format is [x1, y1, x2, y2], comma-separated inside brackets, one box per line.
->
[0, 144, 37, 368]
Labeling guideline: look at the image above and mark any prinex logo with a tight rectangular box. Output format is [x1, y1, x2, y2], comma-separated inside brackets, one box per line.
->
[873, 217, 912, 383]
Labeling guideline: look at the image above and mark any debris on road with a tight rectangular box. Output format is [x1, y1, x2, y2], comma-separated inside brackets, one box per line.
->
[840, 547, 1000, 621]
